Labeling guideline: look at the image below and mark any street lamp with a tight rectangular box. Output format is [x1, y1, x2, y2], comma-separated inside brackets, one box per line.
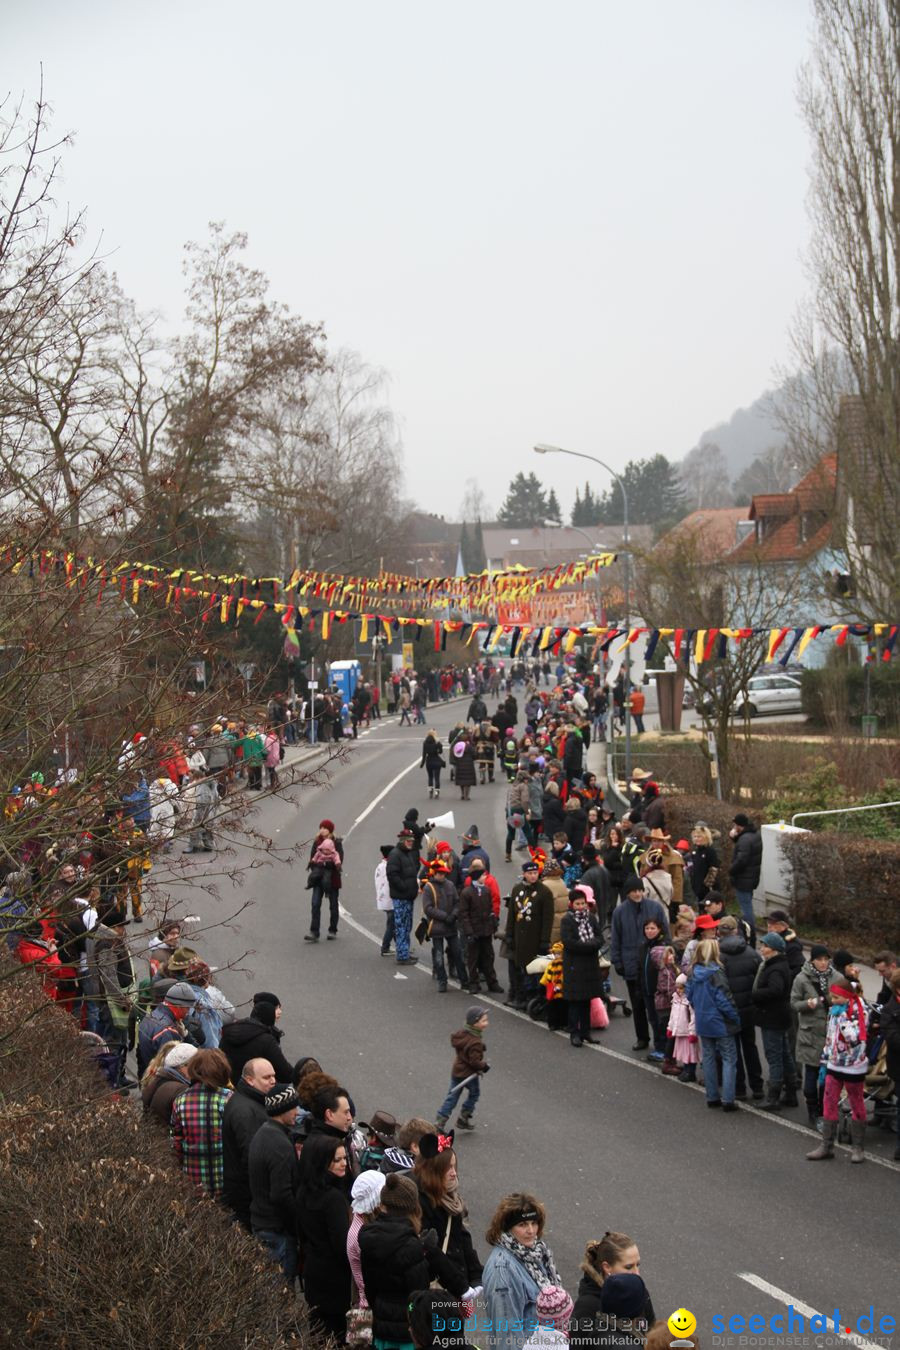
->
[534, 443, 632, 781]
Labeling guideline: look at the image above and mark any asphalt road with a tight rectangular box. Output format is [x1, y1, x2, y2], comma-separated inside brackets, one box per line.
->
[147, 699, 899, 1340]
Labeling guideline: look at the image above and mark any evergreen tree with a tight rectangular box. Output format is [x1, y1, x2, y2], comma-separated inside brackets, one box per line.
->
[497, 471, 549, 527]
[571, 486, 582, 524]
[458, 520, 471, 572]
[472, 518, 487, 571]
[572, 480, 599, 526]
[545, 488, 562, 524]
[596, 455, 686, 528]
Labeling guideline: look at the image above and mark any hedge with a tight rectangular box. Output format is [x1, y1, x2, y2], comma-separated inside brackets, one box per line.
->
[800, 662, 900, 730]
[0, 968, 327, 1349]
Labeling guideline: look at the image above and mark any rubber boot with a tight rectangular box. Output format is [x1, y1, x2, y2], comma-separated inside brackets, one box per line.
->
[806, 1118, 836, 1160]
[456, 1111, 475, 1131]
[849, 1118, 866, 1163]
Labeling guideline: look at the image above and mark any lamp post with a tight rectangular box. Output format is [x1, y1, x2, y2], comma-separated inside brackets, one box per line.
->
[534, 443, 632, 782]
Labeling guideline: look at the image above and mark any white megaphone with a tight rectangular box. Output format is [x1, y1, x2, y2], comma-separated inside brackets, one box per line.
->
[428, 810, 456, 831]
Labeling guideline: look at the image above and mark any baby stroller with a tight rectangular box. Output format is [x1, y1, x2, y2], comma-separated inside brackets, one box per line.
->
[525, 953, 553, 1023]
[834, 1039, 897, 1141]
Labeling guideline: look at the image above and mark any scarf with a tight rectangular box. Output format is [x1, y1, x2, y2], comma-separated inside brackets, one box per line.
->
[441, 1177, 465, 1217]
[497, 1232, 560, 1289]
[574, 909, 594, 943]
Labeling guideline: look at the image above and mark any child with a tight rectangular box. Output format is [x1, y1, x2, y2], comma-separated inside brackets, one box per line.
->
[667, 972, 700, 1082]
[806, 973, 870, 1163]
[375, 844, 394, 957]
[653, 947, 679, 1073]
[539, 941, 569, 1031]
[435, 1007, 489, 1131]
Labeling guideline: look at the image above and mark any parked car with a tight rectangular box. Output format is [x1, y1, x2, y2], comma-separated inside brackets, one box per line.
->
[733, 674, 803, 718]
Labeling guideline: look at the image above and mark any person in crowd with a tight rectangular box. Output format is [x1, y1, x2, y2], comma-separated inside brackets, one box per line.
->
[140, 1041, 197, 1124]
[222, 1057, 277, 1229]
[387, 828, 421, 967]
[249, 1086, 302, 1281]
[137, 981, 200, 1076]
[482, 1193, 560, 1350]
[716, 914, 764, 1102]
[181, 957, 235, 1048]
[640, 850, 673, 925]
[408, 1291, 479, 1350]
[506, 859, 554, 1012]
[358, 1111, 399, 1172]
[560, 888, 604, 1049]
[791, 944, 833, 1128]
[541, 782, 566, 844]
[305, 819, 344, 942]
[436, 1007, 489, 1131]
[421, 732, 446, 800]
[170, 1047, 232, 1197]
[703, 891, 753, 947]
[873, 951, 898, 1008]
[453, 733, 477, 801]
[686, 939, 741, 1111]
[506, 770, 531, 863]
[667, 974, 700, 1082]
[375, 843, 396, 957]
[600, 827, 627, 907]
[348, 1170, 386, 1309]
[361, 1173, 463, 1350]
[648, 940, 678, 1069]
[413, 1137, 483, 1294]
[610, 875, 670, 1053]
[572, 1231, 655, 1345]
[879, 969, 900, 1161]
[576, 844, 611, 932]
[543, 858, 572, 946]
[185, 767, 218, 852]
[84, 904, 139, 1088]
[458, 859, 503, 995]
[752, 931, 799, 1112]
[421, 857, 467, 994]
[460, 825, 491, 874]
[687, 824, 719, 906]
[765, 911, 804, 980]
[806, 971, 871, 1163]
[522, 1286, 574, 1350]
[296, 1133, 353, 1339]
[381, 1118, 439, 1175]
[219, 996, 294, 1083]
[728, 813, 762, 940]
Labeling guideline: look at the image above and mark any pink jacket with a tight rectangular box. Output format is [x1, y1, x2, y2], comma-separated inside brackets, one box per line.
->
[264, 733, 281, 768]
[312, 837, 341, 869]
[667, 990, 696, 1038]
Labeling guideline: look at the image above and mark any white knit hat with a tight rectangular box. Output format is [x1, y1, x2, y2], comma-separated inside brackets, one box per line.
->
[351, 1170, 386, 1215]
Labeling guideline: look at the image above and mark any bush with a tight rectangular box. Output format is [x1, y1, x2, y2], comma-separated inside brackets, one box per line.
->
[801, 661, 900, 730]
[768, 763, 900, 838]
[0, 969, 326, 1349]
[781, 832, 900, 950]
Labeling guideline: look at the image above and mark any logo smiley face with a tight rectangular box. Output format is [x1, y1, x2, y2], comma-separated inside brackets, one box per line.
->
[668, 1308, 697, 1339]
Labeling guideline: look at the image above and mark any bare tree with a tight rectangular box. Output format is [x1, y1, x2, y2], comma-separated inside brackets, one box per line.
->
[678, 443, 734, 511]
[459, 477, 491, 522]
[788, 0, 899, 619]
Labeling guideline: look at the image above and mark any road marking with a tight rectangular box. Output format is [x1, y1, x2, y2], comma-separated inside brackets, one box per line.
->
[736, 1273, 886, 1350]
[345, 759, 420, 838]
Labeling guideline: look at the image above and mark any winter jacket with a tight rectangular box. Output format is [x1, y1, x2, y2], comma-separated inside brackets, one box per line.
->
[420, 736, 444, 768]
[417, 1187, 483, 1290]
[453, 741, 477, 787]
[640, 934, 666, 1002]
[641, 868, 673, 912]
[823, 997, 870, 1076]
[790, 960, 832, 1065]
[610, 897, 670, 981]
[667, 990, 696, 1040]
[360, 1214, 432, 1343]
[571, 1269, 655, 1350]
[248, 1118, 299, 1235]
[458, 879, 496, 938]
[527, 777, 544, 820]
[544, 876, 571, 945]
[422, 877, 460, 938]
[222, 1078, 269, 1228]
[642, 793, 666, 832]
[719, 933, 763, 1029]
[687, 843, 719, 901]
[776, 927, 804, 980]
[578, 862, 611, 929]
[507, 779, 530, 817]
[482, 1245, 542, 1350]
[879, 994, 900, 1085]
[386, 845, 420, 902]
[560, 909, 604, 1002]
[505, 881, 555, 966]
[541, 792, 566, 840]
[137, 1003, 199, 1077]
[652, 952, 678, 1014]
[460, 842, 491, 875]
[599, 843, 625, 890]
[451, 1027, 487, 1078]
[563, 805, 588, 849]
[563, 729, 584, 780]
[751, 953, 793, 1030]
[296, 1177, 352, 1319]
[687, 962, 740, 1038]
[141, 1067, 190, 1124]
[219, 1016, 294, 1084]
[729, 824, 762, 890]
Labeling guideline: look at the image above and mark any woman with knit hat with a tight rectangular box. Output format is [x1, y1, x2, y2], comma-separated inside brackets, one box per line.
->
[790, 945, 833, 1127]
[560, 889, 605, 1048]
[806, 971, 871, 1163]
[305, 819, 344, 943]
[482, 1193, 560, 1350]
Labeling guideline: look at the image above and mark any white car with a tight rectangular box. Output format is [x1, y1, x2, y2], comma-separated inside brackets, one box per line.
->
[734, 674, 803, 718]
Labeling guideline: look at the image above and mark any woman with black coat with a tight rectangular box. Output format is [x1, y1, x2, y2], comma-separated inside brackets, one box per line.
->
[361, 1174, 463, 1347]
[560, 889, 604, 1049]
[686, 825, 720, 905]
[541, 784, 566, 842]
[600, 827, 626, 904]
[572, 1231, 655, 1350]
[296, 1133, 353, 1340]
[414, 1142, 482, 1293]
[420, 732, 446, 800]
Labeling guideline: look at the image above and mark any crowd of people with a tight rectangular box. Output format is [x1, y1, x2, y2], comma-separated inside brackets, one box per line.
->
[2, 656, 897, 1350]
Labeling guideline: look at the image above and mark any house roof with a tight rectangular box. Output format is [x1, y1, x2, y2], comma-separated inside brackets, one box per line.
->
[654, 507, 748, 562]
[481, 523, 650, 569]
[731, 455, 836, 563]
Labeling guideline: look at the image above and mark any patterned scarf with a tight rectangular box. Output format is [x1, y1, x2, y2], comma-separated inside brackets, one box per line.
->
[497, 1232, 560, 1289]
[574, 909, 594, 943]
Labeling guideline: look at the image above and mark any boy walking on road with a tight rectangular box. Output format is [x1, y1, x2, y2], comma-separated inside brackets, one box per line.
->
[435, 1007, 489, 1131]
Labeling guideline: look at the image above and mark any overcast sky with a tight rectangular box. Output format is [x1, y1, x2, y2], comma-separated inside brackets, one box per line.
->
[6, 0, 814, 518]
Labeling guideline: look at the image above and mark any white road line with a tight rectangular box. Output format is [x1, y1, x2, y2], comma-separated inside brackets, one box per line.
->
[736, 1273, 886, 1350]
[345, 758, 420, 838]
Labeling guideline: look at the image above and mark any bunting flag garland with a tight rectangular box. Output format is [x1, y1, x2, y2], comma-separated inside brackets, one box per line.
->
[3, 544, 894, 663]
